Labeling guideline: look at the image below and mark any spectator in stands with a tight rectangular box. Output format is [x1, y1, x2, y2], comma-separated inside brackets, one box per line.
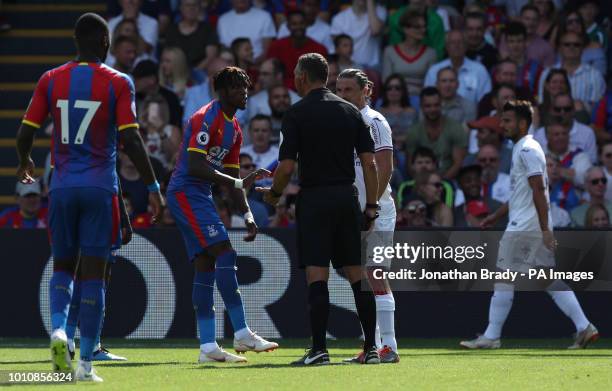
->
[585, 204, 610, 228]
[599, 141, 612, 202]
[437, 67, 477, 124]
[463, 11, 498, 71]
[133, 60, 183, 128]
[547, 153, 581, 213]
[164, 0, 219, 71]
[108, 0, 158, 53]
[118, 152, 154, 215]
[247, 59, 300, 119]
[534, 92, 597, 163]
[553, 10, 607, 77]
[453, 164, 504, 227]
[501, 22, 544, 97]
[477, 60, 533, 118]
[326, 57, 340, 93]
[139, 94, 181, 171]
[237, 153, 270, 227]
[406, 87, 467, 180]
[382, 8, 437, 100]
[267, 85, 291, 140]
[477, 144, 511, 204]
[0, 180, 47, 229]
[414, 170, 453, 226]
[330, 0, 386, 69]
[276, 0, 334, 53]
[377, 74, 417, 143]
[464, 115, 510, 171]
[334, 35, 357, 72]
[267, 10, 328, 90]
[107, 0, 171, 36]
[459, 200, 491, 228]
[241, 115, 279, 177]
[398, 196, 431, 228]
[217, 0, 277, 63]
[159, 46, 193, 101]
[519, 5, 555, 66]
[544, 120, 591, 188]
[231, 38, 257, 83]
[578, 0, 607, 49]
[539, 31, 606, 110]
[539, 68, 590, 127]
[592, 86, 612, 144]
[387, 1, 445, 60]
[396, 147, 454, 208]
[106, 18, 150, 68]
[546, 154, 574, 227]
[423, 30, 492, 104]
[109, 35, 138, 74]
[534, 0, 557, 42]
[182, 56, 232, 123]
[571, 167, 612, 227]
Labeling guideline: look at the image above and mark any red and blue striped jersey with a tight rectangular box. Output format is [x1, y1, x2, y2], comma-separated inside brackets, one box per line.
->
[168, 100, 242, 194]
[23, 61, 139, 194]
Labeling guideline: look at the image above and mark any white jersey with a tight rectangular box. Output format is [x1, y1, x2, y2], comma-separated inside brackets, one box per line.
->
[354, 105, 396, 220]
[507, 134, 554, 232]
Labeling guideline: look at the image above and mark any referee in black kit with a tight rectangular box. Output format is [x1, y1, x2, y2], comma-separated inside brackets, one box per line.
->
[258, 53, 381, 365]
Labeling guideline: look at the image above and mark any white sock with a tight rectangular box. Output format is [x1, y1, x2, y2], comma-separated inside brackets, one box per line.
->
[234, 326, 253, 340]
[374, 323, 382, 350]
[375, 293, 397, 351]
[483, 284, 514, 340]
[548, 289, 590, 332]
[200, 342, 219, 353]
[79, 360, 92, 371]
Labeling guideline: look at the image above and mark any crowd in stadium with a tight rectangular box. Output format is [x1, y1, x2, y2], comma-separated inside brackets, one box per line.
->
[1, 0, 611, 230]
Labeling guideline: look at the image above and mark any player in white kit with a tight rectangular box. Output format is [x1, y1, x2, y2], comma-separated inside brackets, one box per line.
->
[460, 100, 598, 349]
[336, 69, 399, 363]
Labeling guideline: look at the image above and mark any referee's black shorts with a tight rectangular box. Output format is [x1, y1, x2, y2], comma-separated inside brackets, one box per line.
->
[295, 184, 363, 269]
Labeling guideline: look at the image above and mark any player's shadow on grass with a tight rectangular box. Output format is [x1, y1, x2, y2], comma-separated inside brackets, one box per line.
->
[0, 360, 49, 365]
[191, 363, 347, 370]
[414, 352, 612, 358]
[98, 361, 183, 367]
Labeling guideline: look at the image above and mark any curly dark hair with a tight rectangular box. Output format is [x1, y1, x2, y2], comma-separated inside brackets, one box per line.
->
[213, 66, 251, 92]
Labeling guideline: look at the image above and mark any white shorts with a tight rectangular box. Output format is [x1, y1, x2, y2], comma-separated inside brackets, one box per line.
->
[364, 214, 396, 269]
[496, 231, 555, 273]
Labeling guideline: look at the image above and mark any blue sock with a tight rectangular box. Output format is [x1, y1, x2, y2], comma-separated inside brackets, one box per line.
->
[49, 271, 74, 331]
[193, 271, 215, 345]
[215, 251, 247, 333]
[65, 279, 81, 340]
[79, 279, 105, 361]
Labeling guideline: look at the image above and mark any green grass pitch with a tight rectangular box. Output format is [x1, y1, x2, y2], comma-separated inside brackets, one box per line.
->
[1, 338, 611, 390]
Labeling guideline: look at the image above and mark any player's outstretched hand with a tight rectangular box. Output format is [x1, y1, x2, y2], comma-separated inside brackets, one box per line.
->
[243, 168, 271, 190]
[480, 214, 497, 229]
[244, 218, 258, 242]
[16, 157, 35, 184]
[149, 192, 165, 224]
[256, 187, 281, 207]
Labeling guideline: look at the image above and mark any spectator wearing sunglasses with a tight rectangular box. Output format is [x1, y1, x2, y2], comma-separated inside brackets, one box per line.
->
[534, 93, 598, 163]
[414, 170, 453, 227]
[398, 195, 431, 228]
[538, 68, 590, 128]
[598, 141, 612, 202]
[377, 74, 417, 143]
[570, 166, 612, 227]
[538, 31, 606, 112]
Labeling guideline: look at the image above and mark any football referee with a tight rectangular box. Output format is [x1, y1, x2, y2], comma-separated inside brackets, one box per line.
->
[258, 53, 381, 365]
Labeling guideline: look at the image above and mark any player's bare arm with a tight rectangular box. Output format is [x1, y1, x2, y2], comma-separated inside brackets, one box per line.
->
[225, 166, 260, 242]
[257, 159, 295, 207]
[187, 151, 270, 191]
[528, 174, 556, 251]
[15, 123, 38, 184]
[120, 127, 165, 222]
[480, 202, 509, 228]
[117, 179, 132, 245]
[374, 149, 392, 200]
[359, 151, 379, 230]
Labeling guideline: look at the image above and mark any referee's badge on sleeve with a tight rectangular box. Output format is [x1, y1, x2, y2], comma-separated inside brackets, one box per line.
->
[196, 131, 210, 146]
